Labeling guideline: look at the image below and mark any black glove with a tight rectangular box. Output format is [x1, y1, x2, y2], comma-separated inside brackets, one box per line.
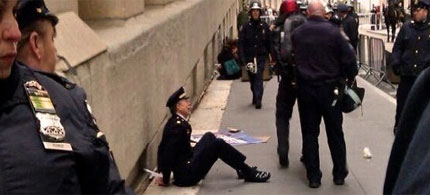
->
[392, 65, 401, 76]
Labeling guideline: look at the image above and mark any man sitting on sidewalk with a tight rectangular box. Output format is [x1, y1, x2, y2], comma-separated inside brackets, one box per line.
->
[155, 87, 270, 186]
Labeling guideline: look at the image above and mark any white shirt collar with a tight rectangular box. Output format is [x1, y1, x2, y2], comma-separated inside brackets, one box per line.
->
[176, 113, 189, 121]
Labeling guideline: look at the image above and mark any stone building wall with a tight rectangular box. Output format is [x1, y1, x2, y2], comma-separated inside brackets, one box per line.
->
[48, 0, 240, 190]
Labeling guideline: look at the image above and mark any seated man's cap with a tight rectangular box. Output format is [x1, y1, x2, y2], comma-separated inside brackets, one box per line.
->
[166, 87, 189, 108]
[16, 0, 59, 30]
[338, 4, 349, 12]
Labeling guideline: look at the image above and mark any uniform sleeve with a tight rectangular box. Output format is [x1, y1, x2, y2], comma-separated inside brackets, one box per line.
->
[106, 149, 134, 194]
[157, 124, 186, 185]
[98, 135, 134, 194]
[342, 19, 354, 43]
[336, 29, 358, 80]
[391, 25, 407, 74]
[264, 24, 272, 56]
[270, 27, 284, 66]
[238, 24, 247, 64]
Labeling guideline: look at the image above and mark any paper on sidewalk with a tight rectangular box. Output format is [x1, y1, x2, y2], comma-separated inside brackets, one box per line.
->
[191, 129, 270, 146]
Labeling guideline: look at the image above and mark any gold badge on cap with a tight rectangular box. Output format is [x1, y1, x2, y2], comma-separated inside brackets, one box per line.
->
[36, 8, 42, 13]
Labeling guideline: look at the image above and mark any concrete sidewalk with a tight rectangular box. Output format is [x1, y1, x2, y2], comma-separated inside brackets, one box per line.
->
[144, 75, 397, 194]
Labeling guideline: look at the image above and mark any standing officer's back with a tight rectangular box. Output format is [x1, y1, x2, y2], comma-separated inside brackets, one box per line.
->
[291, 1, 357, 188]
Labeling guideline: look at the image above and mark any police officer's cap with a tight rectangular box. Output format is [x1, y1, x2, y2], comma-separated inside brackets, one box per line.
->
[166, 87, 189, 108]
[416, 0, 430, 9]
[249, 1, 262, 10]
[16, 0, 59, 30]
[337, 3, 349, 12]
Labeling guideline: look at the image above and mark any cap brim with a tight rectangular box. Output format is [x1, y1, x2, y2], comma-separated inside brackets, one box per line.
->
[44, 13, 59, 26]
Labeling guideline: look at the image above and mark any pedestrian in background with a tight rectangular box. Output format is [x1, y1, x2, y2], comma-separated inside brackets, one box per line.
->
[217, 38, 241, 80]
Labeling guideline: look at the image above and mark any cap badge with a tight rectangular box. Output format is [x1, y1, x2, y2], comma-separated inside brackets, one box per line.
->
[36, 8, 42, 13]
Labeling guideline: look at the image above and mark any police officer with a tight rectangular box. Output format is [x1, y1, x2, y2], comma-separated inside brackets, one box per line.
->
[0, 0, 131, 193]
[271, 0, 306, 168]
[16, 0, 107, 134]
[347, 3, 359, 26]
[292, 2, 358, 188]
[155, 87, 270, 186]
[238, 0, 271, 109]
[392, 0, 430, 135]
[338, 3, 359, 51]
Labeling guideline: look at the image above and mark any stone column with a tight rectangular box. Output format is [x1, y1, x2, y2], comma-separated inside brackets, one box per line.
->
[78, 0, 144, 20]
[45, 0, 78, 15]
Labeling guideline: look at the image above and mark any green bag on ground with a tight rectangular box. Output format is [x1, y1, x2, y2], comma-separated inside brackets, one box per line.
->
[224, 59, 240, 76]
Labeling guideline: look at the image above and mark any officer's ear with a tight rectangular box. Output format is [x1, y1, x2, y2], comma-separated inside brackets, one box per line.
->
[28, 31, 42, 60]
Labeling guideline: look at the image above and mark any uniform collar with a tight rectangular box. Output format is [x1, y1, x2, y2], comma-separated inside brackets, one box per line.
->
[0, 63, 20, 104]
[308, 15, 327, 22]
[176, 113, 189, 121]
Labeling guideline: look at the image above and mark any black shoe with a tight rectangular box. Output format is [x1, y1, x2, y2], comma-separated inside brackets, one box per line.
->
[244, 168, 271, 182]
[334, 178, 345, 185]
[279, 156, 289, 168]
[237, 166, 257, 179]
[309, 180, 321, 188]
[255, 101, 262, 109]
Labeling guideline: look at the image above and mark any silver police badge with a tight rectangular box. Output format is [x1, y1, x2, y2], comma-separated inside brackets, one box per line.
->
[36, 112, 66, 141]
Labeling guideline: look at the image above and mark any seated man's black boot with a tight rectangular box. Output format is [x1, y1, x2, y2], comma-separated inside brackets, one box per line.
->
[242, 166, 271, 182]
[236, 166, 257, 179]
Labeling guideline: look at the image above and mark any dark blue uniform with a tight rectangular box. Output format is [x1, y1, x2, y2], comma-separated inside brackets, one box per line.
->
[238, 18, 271, 107]
[341, 14, 359, 51]
[292, 16, 358, 185]
[384, 67, 430, 194]
[271, 13, 306, 166]
[391, 20, 430, 132]
[0, 63, 130, 194]
[157, 114, 248, 186]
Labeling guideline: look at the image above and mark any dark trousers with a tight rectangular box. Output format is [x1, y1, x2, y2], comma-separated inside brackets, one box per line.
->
[297, 83, 348, 182]
[175, 132, 246, 186]
[247, 57, 266, 104]
[395, 76, 417, 130]
[276, 76, 297, 159]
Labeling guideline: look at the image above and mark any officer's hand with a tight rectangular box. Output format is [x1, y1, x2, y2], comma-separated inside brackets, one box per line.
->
[392, 66, 401, 76]
[155, 176, 167, 186]
[346, 77, 356, 87]
[270, 24, 276, 31]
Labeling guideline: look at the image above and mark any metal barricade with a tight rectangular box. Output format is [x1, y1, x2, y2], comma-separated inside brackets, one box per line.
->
[358, 34, 395, 88]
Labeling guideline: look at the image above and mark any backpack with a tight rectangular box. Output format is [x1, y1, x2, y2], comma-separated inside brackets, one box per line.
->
[280, 14, 306, 62]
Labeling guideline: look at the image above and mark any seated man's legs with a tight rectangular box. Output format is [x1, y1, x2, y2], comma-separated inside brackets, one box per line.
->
[182, 132, 270, 185]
